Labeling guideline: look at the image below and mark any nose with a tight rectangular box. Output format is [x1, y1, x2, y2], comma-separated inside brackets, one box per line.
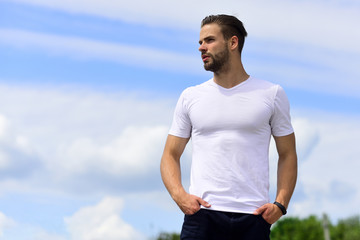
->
[199, 43, 207, 53]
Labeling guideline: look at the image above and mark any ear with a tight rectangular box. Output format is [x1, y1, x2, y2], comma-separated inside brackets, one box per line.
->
[229, 36, 239, 51]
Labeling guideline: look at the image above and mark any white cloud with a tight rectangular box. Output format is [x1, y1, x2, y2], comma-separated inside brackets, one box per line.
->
[64, 197, 143, 240]
[53, 125, 168, 177]
[32, 231, 67, 240]
[267, 111, 360, 222]
[292, 118, 320, 161]
[0, 84, 174, 195]
[0, 218, 67, 240]
[0, 197, 143, 240]
[0, 211, 16, 237]
[8, 0, 360, 53]
[0, 81, 358, 234]
[268, 118, 319, 192]
[0, 113, 38, 178]
[288, 112, 360, 221]
[0, 0, 358, 235]
[2, 26, 359, 98]
[0, 115, 8, 139]
[0, 28, 202, 74]
[243, 40, 360, 98]
[2, 1, 360, 98]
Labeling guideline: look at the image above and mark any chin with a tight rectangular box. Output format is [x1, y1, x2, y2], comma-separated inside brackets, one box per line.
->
[203, 63, 212, 71]
[204, 66, 211, 71]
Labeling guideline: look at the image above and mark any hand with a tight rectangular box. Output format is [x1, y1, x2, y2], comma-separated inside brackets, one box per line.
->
[253, 203, 283, 224]
[174, 192, 211, 215]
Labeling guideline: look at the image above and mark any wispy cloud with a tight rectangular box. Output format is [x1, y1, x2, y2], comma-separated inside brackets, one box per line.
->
[2, 26, 359, 98]
[8, 0, 360, 53]
[244, 40, 360, 98]
[0, 28, 202, 74]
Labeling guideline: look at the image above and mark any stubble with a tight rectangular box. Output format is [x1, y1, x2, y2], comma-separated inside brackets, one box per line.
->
[203, 45, 230, 73]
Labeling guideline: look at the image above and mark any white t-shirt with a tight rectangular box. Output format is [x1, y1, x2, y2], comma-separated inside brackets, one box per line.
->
[169, 77, 294, 214]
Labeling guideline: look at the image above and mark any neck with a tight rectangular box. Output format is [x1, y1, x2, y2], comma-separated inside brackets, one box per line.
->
[213, 58, 249, 88]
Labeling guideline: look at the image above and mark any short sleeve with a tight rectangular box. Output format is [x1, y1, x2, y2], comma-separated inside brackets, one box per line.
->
[270, 86, 294, 137]
[168, 90, 192, 138]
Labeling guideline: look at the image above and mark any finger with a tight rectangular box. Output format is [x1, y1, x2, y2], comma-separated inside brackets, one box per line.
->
[187, 206, 200, 215]
[253, 205, 266, 215]
[196, 197, 211, 208]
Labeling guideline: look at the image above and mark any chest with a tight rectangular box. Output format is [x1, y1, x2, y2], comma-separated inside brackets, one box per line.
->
[188, 91, 273, 134]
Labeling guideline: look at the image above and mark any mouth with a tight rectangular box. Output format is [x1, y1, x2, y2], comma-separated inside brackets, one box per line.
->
[202, 54, 210, 62]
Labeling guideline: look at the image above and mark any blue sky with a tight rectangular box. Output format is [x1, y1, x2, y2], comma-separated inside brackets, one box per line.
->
[0, 0, 359, 239]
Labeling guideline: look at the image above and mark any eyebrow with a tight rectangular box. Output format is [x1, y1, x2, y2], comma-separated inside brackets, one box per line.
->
[199, 36, 215, 45]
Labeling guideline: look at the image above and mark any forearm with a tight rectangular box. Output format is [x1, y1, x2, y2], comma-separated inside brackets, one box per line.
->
[160, 154, 186, 201]
[160, 152, 211, 214]
[275, 152, 297, 208]
[254, 150, 297, 223]
[160, 135, 189, 200]
[160, 135, 210, 214]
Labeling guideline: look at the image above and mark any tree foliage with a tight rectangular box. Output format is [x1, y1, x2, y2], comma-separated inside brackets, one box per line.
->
[270, 215, 360, 240]
[156, 232, 180, 240]
[156, 215, 360, 240]
[271, 215, 324, 240]
[330, 215, 360, 240]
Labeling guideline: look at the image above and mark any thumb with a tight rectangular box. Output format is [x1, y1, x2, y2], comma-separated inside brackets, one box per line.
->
[253, 205, 266, 215]
[197, 197, 211, 208]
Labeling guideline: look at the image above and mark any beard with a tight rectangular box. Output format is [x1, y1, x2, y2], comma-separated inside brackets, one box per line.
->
[203, 45, 230, 73]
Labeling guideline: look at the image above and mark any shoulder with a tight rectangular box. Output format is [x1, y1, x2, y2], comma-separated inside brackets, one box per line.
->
[246, 78, 291, 106]
[246, 77, 282, 98]
[248, 77, 279, 89]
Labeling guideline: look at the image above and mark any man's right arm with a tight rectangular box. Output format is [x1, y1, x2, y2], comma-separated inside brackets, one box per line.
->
[160, 134, 210, 215]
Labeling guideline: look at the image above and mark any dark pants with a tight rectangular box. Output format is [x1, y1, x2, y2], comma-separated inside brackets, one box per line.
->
[180, 209, 271, 240]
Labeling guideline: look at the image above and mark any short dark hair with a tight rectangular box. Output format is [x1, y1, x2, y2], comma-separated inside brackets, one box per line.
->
[201, 14, 248, 55]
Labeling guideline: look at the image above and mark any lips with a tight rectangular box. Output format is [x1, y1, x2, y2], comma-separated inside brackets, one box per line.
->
[202, 54, 210, 62]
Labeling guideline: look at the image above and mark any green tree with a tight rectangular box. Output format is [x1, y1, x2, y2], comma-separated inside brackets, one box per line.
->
[156, 215, 360, 240]
[156, 232, 180, 240]
[331, 215, 360, 240]
[271, 215, 324, 240]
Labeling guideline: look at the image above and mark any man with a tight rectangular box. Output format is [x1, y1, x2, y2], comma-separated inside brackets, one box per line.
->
[160, 14, 297, 240]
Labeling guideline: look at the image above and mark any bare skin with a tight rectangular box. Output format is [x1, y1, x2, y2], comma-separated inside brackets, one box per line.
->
[160, 23, 297, 223]
[160, 135, 211, 215]
[253, 133, 298, 224]
[198, 23, 249, 88]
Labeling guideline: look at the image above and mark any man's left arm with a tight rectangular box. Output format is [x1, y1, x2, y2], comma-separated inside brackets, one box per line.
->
[254, 133, 298, 224]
